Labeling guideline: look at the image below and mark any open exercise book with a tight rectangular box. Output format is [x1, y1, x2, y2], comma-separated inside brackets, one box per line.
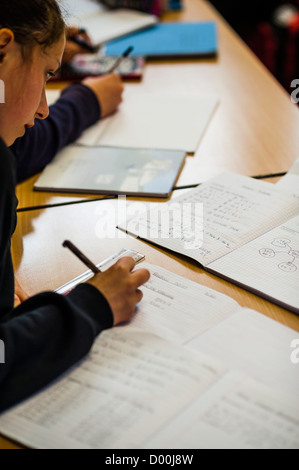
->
[0, 263, 298, 449]
[119, 171, 299, 314]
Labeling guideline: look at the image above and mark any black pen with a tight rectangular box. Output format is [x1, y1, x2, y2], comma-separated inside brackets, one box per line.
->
[62, 240, 101, 274]
[68, 35, 99, 53]
[252, 171, 287, 179]
[106, 46, 134, 73]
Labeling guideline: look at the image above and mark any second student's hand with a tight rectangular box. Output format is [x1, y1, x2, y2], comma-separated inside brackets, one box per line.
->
[82, 73, 124, 118]
[87, 257, 150, 326]
[63, 26, 96, 63]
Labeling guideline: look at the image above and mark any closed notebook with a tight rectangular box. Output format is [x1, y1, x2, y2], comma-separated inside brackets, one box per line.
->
[60, 0, 157, 45]
[104, 21, 218, 58]
[75, 89, 219, 153]
[34, 146, 186, 198]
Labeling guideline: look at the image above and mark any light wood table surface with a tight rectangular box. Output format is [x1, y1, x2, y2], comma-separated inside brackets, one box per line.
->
[4, 196, 299, 450]
[2, 194, 297, 450]
[16, 0, 299, 210]
[11, 197, 299, 332]
[3, 0, 299, 449]
[4, 185, 299, 450]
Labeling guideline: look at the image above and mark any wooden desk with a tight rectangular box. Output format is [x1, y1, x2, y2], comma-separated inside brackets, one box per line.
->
[16, 0, 299, 209]
[4, 185, 299, 450]
[3, 0, 299, 449]
[11, 198, 299, 333]
[1, 195, 297, 449]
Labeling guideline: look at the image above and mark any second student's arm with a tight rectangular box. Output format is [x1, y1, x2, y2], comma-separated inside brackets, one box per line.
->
[11, 74, 124, 183]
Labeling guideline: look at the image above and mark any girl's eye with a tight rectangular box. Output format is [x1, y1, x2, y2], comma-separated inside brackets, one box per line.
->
[46, 72, 55, 81]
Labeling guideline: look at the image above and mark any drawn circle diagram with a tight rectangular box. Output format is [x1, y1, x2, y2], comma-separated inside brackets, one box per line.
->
[259, 248, 275, 258]
[271, 238, 291, 248]
[278, 262, 297, 272]
[259, 238, 298, 272]
[289, 250, 299, 259]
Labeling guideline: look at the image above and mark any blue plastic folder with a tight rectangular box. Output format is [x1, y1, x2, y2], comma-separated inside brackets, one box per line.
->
[104, 21, 217, 58]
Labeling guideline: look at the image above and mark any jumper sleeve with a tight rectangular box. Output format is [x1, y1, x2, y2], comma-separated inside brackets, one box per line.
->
[0, 140, 18, 315]
[0, 283, 113, 414]
[11, 83, 101, 182]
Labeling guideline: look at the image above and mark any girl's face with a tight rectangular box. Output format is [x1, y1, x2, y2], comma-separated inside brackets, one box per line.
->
[0, 31, 65, 146]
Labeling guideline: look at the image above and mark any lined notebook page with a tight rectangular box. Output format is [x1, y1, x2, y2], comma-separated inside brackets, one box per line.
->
[0, 329, 225, 449]
[207, 215, 299, 313]
[2, 329, 298, 449]
[188, 308, 299, 397]
[144, 372, 299, 449]
[126, 263, 239, 344]
[119, 172, 299, 266]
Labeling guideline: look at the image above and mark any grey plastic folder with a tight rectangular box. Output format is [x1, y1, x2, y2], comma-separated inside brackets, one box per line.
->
[34, 146, 186, 198]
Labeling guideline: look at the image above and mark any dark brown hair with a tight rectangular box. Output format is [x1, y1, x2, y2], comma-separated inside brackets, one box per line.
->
[0, 0, 65, 55]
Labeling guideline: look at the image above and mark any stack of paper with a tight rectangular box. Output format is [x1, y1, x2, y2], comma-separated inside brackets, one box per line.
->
[0, 264, 298, 448]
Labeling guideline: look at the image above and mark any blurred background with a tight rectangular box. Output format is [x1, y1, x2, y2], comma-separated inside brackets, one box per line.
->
[208, 0, 299, 95]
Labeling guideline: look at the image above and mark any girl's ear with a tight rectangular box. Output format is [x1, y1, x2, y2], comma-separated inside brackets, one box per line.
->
[0, 28, 14, 48]
[0, 29, 14, 64]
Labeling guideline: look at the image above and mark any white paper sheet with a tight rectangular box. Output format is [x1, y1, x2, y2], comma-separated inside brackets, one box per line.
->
[76, 89, 218, 152]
